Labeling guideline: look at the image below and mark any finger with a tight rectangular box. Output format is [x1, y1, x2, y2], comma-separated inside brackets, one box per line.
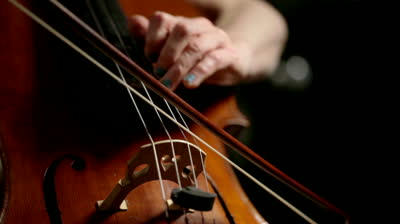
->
[183, 48, 238, 88]
[145, 11, 177, 61]
[175, 16, 216, 34]
[155, 18, 225, 70]
[159, 32, 228, 90]
[128, 15, 149, 42]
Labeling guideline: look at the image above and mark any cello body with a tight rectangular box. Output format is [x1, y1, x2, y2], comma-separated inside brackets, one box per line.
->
[0, 0, 267, 223]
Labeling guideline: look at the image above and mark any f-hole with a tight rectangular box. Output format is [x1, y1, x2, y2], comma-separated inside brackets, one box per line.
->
[43, 155, 86, 224]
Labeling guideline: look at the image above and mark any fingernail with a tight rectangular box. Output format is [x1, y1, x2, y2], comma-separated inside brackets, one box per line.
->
[184, 74, 196, 84]
[162, 79, 172, 88]
[154, 67, 167, 78]
[148, 52, 158, 63]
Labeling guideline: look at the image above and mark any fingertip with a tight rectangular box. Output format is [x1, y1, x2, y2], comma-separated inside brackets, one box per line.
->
[160, 78, 179, 91]
[154, 66, 167, 78]
[161, 79, 173, 89]
[183, 74, 200, 88]
[184, 73, 196, 83]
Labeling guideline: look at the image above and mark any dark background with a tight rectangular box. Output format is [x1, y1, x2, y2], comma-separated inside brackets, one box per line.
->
[235, 0, 396, 223]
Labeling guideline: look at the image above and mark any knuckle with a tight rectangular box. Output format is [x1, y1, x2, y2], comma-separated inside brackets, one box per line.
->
[174, 61, 186, 76]
[195, 17, 212, 27]
[159, 46, 177, 67]
[164, 46, 177, 58]
[152, 11, 168, 22]
[150, 12, 172, 29]
[186, 40, 202, 53]
[208, 52, 223, 64]
[195, 64, 210, 75]
[173, 22, 191, 38]
[216, 29, 230, 43]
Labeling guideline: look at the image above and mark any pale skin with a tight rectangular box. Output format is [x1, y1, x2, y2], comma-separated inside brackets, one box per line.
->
[129, 0, 287, 90]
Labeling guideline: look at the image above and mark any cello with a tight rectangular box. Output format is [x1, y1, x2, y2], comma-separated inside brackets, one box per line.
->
[0, 0, 349, 223]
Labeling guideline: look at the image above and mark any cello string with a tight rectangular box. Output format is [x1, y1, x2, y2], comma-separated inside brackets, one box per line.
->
[85, 0, 169, 205]
[89, 0, 209, 196]
[174, 106, 210, 192]
[84, 0, 205, 195]
[9, 1, 317, 223]
[72, 1, 205, 220]
[163, 100, 211, 223]
[85, 1, 192, 220]
[91, 0, 184, 190]
[171, 105, 216, 222]
[163, 99, 198, 187]
[141, 86, 183, 189]
[103, 2, 211, 217]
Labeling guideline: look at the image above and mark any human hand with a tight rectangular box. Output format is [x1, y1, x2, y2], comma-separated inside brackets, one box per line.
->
[129, 11, 251, 90]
